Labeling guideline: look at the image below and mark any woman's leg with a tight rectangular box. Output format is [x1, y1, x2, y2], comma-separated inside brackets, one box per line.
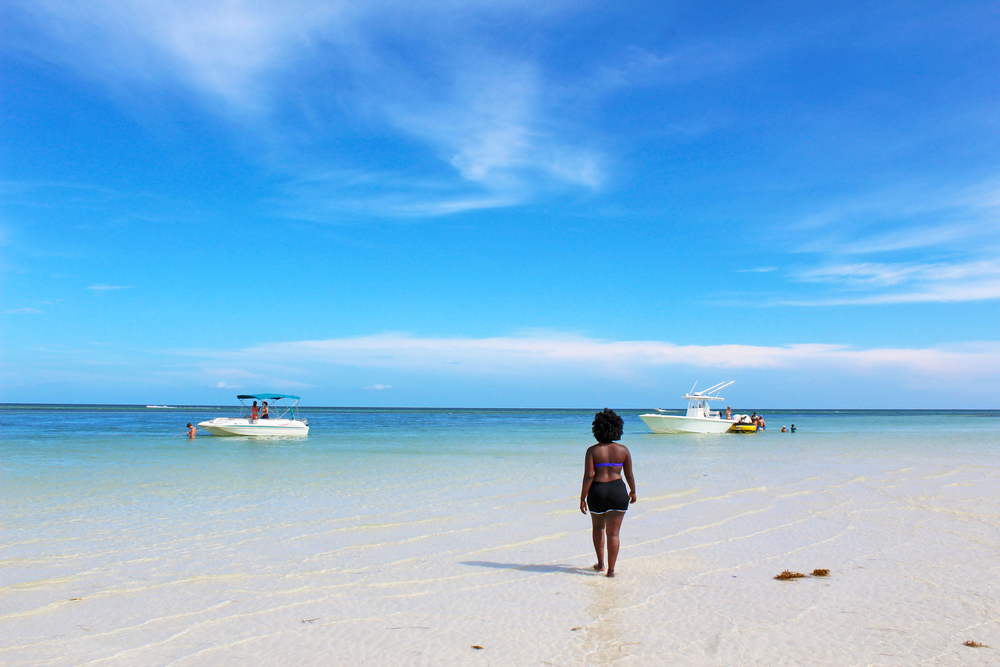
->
[604, 511, 625, 577]
[590, 513, 607, 570]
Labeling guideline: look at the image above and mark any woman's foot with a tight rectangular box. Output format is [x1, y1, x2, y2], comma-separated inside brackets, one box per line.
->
[593, 562, 605, 571]
[606, 570, 615, 578]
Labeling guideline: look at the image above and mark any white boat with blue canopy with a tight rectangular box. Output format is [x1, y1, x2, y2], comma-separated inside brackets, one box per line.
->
[640, 381, 738, 434]
[198, 394, 309, 436]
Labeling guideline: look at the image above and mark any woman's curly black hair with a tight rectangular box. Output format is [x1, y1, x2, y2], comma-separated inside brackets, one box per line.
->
[592, 408, 624, 443]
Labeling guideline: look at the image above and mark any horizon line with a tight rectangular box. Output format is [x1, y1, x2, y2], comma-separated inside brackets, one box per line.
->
[1, 403, 998, 412]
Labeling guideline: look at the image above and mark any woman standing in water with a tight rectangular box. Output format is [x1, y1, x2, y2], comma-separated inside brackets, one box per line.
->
[580, 408, 636, 577]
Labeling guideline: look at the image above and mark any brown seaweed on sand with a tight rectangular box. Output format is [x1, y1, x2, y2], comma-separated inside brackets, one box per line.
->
[471, 645, 484, 650]
[774, 570, 807, 580]
[963, 641, 989, 648]
[812, 569, 830, 577]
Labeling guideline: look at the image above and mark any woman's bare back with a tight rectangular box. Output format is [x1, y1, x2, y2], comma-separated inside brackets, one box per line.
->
[588, 442, 630, 482]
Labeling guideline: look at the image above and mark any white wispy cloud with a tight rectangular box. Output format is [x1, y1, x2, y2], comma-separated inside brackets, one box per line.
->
[185, 332, 1000, 382]
[277, 170, 519, 220]
[793, 177, 1000, 256]
[8, 0, 604, 214]
[87, 284, 133, 291]
[781, 176, 1000, 304]
[595, 38, 757, 94]
[800, 262, 931, 287]
[382, 57, 600, 188]
[4, 307, 43, 314]
[791, 259, 1000, 304]
[8, 0, 342, 111]
[9, 333, 1000, 404]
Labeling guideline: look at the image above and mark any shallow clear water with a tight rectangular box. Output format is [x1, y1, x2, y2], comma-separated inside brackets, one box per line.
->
[3, 406, 1000, 666]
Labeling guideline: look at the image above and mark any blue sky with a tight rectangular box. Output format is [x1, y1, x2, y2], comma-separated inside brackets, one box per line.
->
[2, 0, 999, 407]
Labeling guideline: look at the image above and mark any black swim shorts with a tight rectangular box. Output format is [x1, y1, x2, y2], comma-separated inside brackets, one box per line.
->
[587, 479, 630, 514]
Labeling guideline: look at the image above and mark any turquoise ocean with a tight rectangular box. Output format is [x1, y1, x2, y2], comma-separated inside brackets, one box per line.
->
[3, 405, 1000, 665]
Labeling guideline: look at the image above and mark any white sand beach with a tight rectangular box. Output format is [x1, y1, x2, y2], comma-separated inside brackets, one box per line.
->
[2, 409, 999, 665]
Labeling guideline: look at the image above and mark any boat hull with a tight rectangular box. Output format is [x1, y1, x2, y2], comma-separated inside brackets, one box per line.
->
[640, 414, 736, 434]
[198, 418, 309, 436]
[729, 424, 758, 433]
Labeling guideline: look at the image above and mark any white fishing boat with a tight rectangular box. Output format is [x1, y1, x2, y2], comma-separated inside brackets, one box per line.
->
[198, 394, 309, 436]
[640, 381, 737, 434]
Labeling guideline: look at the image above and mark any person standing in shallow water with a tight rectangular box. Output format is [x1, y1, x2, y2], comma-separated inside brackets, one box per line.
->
[580, 408, 636, 577]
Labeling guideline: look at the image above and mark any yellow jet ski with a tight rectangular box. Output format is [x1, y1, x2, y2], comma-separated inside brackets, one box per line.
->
[729, 420, 758, 433]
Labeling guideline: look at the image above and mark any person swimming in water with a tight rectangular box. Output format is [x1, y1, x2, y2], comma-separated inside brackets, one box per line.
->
[186, 423, 196, 439]
[580, 408, 636, 578]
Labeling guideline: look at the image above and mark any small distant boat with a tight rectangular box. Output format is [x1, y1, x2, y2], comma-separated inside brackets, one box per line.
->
[146, 405, 176, 409]
[640, 381, 737, 434]
[198, 394, 309, 436]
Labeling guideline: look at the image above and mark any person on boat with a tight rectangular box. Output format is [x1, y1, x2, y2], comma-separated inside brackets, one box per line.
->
[580, 408, 636, 578]
[187, 423, 196, 439]
[726, 406, 732, 420]
[260, 401, 269, 419]
[251, 401, 259, 421]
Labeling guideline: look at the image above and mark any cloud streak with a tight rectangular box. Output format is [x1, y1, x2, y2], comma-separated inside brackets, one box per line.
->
[8, 333, 1000, 406]
[8, 0, 605, 214]
[738, 267, 778, 273]
[790, 259, 1000, 305]
[780, 176, 1000, 304]
[186, 332, 1000, 382]
[793, 177, 1000, 256]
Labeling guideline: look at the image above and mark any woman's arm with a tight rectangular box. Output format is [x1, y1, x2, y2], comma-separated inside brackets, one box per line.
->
[580, 448, 595, 514]
[623, 448, 636, 504]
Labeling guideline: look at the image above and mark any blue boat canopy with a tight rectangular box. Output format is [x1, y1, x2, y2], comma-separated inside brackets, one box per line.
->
[237, 393, 300, 400]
